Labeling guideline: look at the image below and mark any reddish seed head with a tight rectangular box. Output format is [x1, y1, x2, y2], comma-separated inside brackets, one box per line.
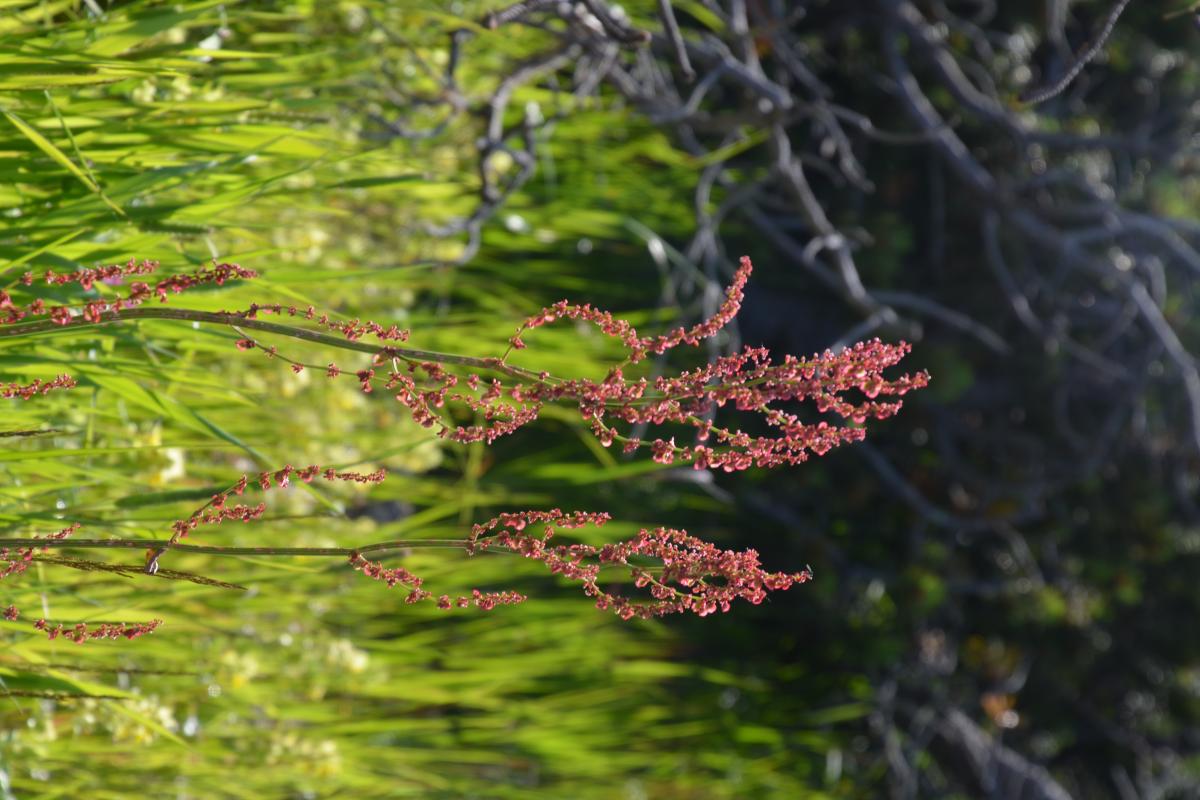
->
[274, 255, 923, 467]
[163, 464, 388, 551]
[1, 374, 76, 401]
[31, 618, 162, 643]
[0, 261, 260, 337]
[1, 522, 80, 580]
[459, 511, 814, 620]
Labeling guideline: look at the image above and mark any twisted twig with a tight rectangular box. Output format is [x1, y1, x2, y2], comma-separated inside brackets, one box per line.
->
[1020, 0, 1135, 105]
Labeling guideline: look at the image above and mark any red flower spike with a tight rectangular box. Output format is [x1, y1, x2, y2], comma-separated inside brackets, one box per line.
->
[459, 511, 814, 620]
[1, 523, 80, 580]
[1, 374, 76, 400]
[224, 302, 410, 345]
[509, 256, 752, 363]
[227, 258, 921, 469]
[1, 262, 254, 330]
[32, 618, 162, 643]
[41, 259, 159, 289]
[262, 256, 923, 464]
[349, 550, 526, 612]
[346, 507, 806, 619]
[163, 464, 387, 550]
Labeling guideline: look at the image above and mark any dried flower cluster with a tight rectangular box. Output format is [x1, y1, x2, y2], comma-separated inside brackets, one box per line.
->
[245, 256, 927, 468]
[1, 374, 76, 400]
[344, 508, 812, 619]
[0, 260, 255, 326]
[508, 255, 753, 363]
[348, 553, 527, 611]
[471, 509, 812, 619]
[0, 252, 928, 639]
[167, 464, 388, 546]
[0, 523, 80, 580]
[230, 302, 410, 343]
[33, 618, 162, 643]
[40, 259, 159, 289]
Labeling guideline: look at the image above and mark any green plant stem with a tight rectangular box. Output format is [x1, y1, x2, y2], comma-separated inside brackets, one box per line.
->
[1, 305, 798, 407]
[0, 537, 470, 556]
[0, 307, 549, 382]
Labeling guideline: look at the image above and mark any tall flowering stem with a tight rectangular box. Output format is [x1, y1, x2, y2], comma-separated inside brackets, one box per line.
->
[0, 501, 813, 619]
[1, 522, 80, 580]
[2, 506, 812, 621]
[1, 260, 252, 325]
[142, 464, 388, 574]
[2, 254, 929, 638]
[0, 258, 926, 468]
[179, 256, 925, 464]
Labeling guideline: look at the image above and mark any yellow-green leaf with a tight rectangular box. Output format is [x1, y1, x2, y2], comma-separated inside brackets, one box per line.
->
[3, 109, 99, 193]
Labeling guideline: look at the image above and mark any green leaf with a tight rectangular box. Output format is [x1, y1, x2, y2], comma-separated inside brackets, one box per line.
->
[0, 667, 135, 700]
[3, 108, 99, 193]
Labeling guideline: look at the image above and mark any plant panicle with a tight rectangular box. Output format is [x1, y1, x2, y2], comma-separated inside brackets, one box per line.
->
[2, 254, 927, 637]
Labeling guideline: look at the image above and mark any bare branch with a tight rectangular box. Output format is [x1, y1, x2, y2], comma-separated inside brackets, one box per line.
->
[656, 0, 695, 81]
[1020, 0, 1136, 105]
